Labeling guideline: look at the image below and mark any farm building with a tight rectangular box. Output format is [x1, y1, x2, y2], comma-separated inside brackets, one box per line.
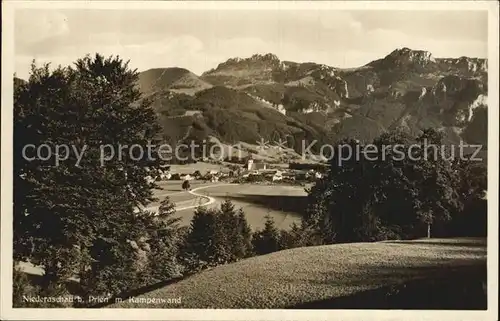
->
[245, 157, 268, 171]
[180, 174, 194, 181]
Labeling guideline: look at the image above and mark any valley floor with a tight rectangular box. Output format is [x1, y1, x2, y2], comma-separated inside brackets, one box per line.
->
[149, 181, 306, 230]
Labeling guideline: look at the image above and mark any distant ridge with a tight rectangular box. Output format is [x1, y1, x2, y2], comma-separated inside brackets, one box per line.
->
[138, 67, 212, 96]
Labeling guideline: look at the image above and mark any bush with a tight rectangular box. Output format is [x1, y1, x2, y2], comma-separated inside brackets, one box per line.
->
[278, 223, 324, 249]
[246, 174, 266, 183]
[182, 180, 191, 190]
[13, 266, 41, 308]
[13, 265, 75, 308]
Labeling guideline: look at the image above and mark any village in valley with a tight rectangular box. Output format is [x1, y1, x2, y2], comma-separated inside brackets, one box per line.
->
[145, 155, 325, 186]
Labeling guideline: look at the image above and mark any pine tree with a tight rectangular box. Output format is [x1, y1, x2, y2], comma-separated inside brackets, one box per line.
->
[235, 209, 254, 258]
[181, 207, 218, 272]
[216, 201, 253, 261]
[143, 197, 183, 283]
[278, 222, 315, 250]
[181, 201, 254, 272]
[252, 215, 281, 255]
[213, 200, 237, 264]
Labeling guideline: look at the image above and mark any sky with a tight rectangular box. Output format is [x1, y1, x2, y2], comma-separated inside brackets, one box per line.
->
[14, 9, 488, 79]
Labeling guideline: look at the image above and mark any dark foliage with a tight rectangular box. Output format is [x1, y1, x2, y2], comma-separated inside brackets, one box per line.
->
[13, 55, 181, 305]
[182, 180, 191, 191]
[180, 200, 253, 273]
[252, 215, 282, 255]
[303, 128, 487, 244]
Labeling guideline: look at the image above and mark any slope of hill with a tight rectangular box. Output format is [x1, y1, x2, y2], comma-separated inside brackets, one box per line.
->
[142, 48, 488, 154]
[110, 238, 486, 309]
[147, 86, 332, 156]
[138, 67, 212, 96]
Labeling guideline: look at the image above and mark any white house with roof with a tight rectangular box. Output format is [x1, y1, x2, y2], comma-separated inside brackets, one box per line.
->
[180, 174, 194, 181]
[246, 156, 267, 171]
[272, 170, 283, 182]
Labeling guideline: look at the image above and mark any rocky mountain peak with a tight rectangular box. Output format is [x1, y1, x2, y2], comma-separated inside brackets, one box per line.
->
[384, 47, 436, 67]
[205, 53, 281, 75]
[437, 56, 488, 74]
[250, 53, 280, 62]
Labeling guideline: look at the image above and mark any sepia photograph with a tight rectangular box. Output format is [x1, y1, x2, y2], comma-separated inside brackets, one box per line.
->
[1, 1, 498, 320]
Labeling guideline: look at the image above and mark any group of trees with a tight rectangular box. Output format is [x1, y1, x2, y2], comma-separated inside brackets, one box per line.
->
[300, 129, 487, 244]
[181, 201, 253, 272]
[180, 201, 313, 272]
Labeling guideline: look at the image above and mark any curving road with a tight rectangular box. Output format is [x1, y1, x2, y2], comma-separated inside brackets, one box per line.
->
[177, 183, 239, 211]
[144, 183, 239, 213]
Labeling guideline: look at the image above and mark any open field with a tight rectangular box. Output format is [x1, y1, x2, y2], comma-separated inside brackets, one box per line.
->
[149, 181, 213, 206]
[110, 238, 487, 309]
[167, 162, 230, 174]
[150, 181, 306, 230]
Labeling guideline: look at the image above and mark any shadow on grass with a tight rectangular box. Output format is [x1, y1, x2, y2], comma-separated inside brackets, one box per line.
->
[221, 194, 308, 216]
[289, 264, 487, 310]
[385, 239, 487, 248]
[90, 275, 186, 308]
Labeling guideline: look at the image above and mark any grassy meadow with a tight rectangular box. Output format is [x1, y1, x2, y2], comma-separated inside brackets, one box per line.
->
[110, 238, 486, 309]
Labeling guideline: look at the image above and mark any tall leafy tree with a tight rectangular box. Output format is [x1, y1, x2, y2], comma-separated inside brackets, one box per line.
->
[449, 158, 487, 236]
[303, 177, 333, 244]
[370, 130, 421, 238]
[413, 129, 463, 237]
[14, 54, 165, 299]
[304, 138, 377, 243]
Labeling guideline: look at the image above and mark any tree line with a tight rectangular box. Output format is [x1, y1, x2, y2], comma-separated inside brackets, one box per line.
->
[301, 129, 487, 244]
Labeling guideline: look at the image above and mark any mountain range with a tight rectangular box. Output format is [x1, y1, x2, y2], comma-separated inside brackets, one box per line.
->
[15, 47, 487, 161]
[138, 47, 488, 160]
